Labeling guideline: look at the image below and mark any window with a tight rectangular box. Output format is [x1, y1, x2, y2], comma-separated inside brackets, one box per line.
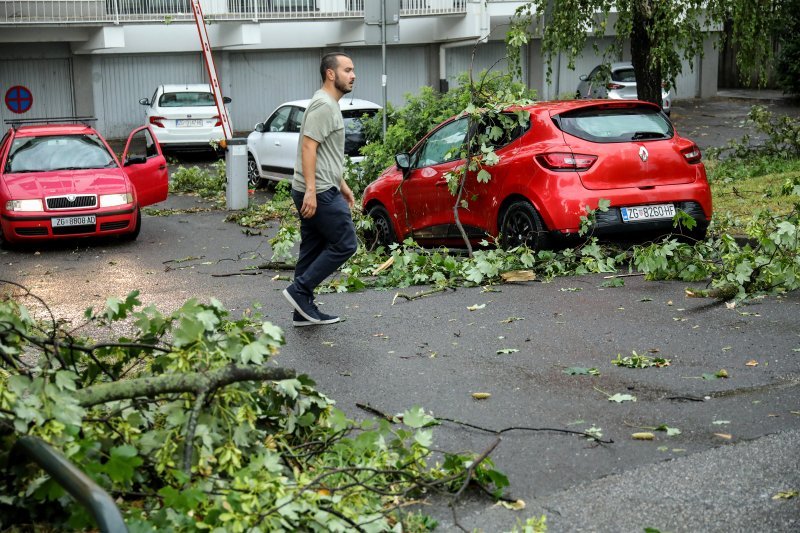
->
[6, 135, 116, 173]
[556, 106, 673, 143]
[415, 117, 468, 168]
[474, 112, 528, 150]
[342, 108, 378, 157]
[267, 106, 293, 133]
[612, 68, 636, 83]
[128, 129, 158, 160]
[158, 92, 216, 108]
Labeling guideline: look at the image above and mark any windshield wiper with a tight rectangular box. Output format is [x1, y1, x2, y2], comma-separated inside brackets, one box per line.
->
[51, 166, 89, 171]
[632, 131, 667, 140]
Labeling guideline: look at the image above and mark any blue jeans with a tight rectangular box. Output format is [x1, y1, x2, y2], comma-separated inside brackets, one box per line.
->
[291, 187, 357, 297]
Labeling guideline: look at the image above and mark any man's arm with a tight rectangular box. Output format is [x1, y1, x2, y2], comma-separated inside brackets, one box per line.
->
[300, 135, 320, 218]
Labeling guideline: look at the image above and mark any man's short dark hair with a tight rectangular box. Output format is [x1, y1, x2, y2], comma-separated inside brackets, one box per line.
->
[320, 52, 351, 82]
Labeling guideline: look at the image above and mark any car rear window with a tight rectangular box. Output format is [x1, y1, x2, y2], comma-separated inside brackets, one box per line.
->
[159, 92, 216, 107]
[555, 106, 673, 143]
[612, 68, 636, 82]
[6, 134, 116, 173]
[343, 109, 378, 157]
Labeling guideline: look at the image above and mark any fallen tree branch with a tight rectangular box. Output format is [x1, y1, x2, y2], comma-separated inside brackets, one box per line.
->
[211, 271, 262, 277]
[391, 287, 453, 305]
[256, 261, 297, 271]
[74, 365, 295, 407]
[450, 437, 501, 532]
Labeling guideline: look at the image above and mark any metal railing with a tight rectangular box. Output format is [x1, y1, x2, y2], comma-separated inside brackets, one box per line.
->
[0, 0, 468, 24]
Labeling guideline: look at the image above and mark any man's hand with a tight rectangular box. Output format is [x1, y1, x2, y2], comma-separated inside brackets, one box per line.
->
[340, 181, 355, 209]
[300, 189, 317, 218]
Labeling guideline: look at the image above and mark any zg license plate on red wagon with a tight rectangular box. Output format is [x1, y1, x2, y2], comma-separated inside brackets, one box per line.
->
[620, 204, 675, 222]
[52, 215, 96, 227]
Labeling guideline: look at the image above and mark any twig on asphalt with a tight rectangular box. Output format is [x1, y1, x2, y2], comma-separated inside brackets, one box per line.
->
[391, 287, 453, 305]
[450, 437, 501, 532]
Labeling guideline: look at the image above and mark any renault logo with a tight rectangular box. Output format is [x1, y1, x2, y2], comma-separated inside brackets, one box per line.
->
[639, 146, 649, 162]
[67, 195, 76, 202]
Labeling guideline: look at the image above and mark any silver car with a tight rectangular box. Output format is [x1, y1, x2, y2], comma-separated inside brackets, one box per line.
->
[246, 98, 381, 188]
[576, 62, 674, 116]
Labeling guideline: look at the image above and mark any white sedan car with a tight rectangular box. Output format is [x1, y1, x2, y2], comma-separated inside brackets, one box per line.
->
[246, 98, 381, 188]
[139, 84, 232, 152]
[576, 62, 675, 115]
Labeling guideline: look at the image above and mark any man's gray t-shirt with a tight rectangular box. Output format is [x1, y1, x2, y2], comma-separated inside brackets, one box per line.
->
[292, 89, 344, 194]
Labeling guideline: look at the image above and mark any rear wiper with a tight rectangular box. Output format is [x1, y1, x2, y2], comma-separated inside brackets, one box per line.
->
[632, 131, 667, 140]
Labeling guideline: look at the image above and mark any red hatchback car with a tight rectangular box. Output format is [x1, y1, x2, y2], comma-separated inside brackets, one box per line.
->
[0, 121, 168, 248]
[362, 100, 711, 249]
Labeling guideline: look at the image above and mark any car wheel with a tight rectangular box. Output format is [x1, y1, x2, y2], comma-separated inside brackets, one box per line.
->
[575, 90, 582, 99]
[121, 208, 142, 242]
[366, 205, 397, 249]
[0, 225, 12, 250]
[247, 154, 262, 189]
[500, 201, 548, 250]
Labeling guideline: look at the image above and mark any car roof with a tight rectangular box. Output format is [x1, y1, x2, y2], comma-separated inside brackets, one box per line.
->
[279, 97, 382, 110]
[609, 62, 634, 71]
[160, 84, 212, 92]
[10, 124, 100, 137]
[520, 99, 661, 114]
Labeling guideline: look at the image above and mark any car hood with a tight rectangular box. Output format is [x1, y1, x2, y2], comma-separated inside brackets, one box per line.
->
[3, 169, 129, 199]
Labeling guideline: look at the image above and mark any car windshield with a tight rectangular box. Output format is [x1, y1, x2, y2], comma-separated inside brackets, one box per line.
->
[343, 109, 378, 157]
[6, 134, 117, 173]
[159, 91, 216, 107]
[556, 106, 673, 143]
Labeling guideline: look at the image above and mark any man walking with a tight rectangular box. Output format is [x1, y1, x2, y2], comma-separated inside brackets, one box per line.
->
[282, 52, 358, 326]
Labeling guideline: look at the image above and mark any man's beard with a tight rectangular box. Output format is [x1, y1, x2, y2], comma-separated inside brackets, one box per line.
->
[334, 73, 352, 94]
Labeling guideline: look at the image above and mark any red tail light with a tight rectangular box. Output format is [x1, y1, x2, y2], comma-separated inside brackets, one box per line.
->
[536, 152, 598, 171]
[606, 83, 625, 90]
[213, 115, 222, 127]
[149, 116, 166, 128]
[681, 144, 702, 164]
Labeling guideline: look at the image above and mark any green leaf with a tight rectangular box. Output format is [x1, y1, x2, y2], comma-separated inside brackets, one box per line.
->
[403, 406, 436, 429]
[241, 342, 269, 365]
[496, 348, 519, 355]
[105, 445, 142, 484]
[608, 393, 637, 403]
[414, 429, 433, 448]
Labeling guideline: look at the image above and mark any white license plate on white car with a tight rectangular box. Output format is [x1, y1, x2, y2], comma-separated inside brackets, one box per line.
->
[620, 204, 675, 222]
[176, 119, 203, 128]
[52, 215, 96, 227]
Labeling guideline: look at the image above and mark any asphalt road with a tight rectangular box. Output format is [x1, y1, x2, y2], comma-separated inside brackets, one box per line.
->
[2, 97, 799, 532]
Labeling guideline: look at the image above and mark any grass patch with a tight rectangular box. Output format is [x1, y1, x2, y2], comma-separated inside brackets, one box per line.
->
[707, 155, 800, 219]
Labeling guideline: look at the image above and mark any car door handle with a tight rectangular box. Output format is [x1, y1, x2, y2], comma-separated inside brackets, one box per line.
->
[274, 141, 281, 146]
[158, 164, 166, 170]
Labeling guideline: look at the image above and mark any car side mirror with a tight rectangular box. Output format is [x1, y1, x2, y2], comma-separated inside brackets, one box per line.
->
[254, 123, 265, 133]
[139, 98, 150, 106]
[223, 96, 232, 104]
[579, 75, 587, 81]
[124, 155, 147, 166]
[395, 153, 411, 171]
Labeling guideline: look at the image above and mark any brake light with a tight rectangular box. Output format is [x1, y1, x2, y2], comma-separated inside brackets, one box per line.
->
[149, 116, 166, 128]
[536, 152, 598, 171]
[681, 144, 702, 164]
[606, 83, 625, 90]
[213, 115, 222, 127]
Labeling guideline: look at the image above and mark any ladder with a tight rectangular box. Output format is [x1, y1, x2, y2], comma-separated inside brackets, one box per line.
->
[190, 0, 233, 141]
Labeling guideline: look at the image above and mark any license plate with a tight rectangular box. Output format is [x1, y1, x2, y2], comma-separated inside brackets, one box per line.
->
[52, 215, 96, 227]
[176, 119, 203, 127]
[620, 204, 675, 222]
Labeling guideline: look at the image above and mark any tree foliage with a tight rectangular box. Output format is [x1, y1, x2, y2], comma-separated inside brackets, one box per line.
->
[507, 0, 788, 107]
[0, 288, 508, 531]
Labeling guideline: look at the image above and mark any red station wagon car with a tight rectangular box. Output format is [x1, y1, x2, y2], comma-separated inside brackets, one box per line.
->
[0, 121, 168, 248]
[362, 100, 711, 249]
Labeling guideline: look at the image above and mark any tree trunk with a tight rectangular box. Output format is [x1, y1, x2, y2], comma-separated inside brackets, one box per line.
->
[630, 0, 663, 108]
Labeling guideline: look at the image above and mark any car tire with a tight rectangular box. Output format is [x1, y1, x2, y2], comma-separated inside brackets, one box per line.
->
[575, 90, 582, 99]
[121, 208, 142, 242]
[247, 154, 262, 189]
[366, 205, 397, 250]
[0, 225, 12, 250]
[500, 201, 548, 250]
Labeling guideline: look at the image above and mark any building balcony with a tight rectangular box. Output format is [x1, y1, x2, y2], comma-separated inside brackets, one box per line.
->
[0, 0, 469, 25]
